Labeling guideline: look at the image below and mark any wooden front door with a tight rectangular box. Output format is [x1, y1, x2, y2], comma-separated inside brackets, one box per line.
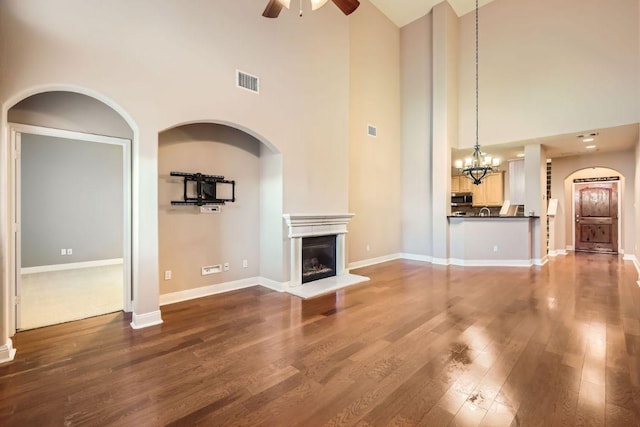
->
[574, 181, 618, 253]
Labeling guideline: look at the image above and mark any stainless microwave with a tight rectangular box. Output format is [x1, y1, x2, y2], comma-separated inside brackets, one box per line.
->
[451, 192, 473, 206]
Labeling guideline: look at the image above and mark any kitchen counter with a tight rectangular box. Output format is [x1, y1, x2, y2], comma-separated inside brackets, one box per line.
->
[447, 215, 539, 219]
[448, 215, 539, 266]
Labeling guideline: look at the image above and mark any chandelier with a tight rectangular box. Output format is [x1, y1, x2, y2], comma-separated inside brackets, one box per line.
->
[455, 0, 499, 186]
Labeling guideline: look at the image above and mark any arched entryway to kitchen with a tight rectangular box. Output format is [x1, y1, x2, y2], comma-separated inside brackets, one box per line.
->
[157, 121, 283, 304]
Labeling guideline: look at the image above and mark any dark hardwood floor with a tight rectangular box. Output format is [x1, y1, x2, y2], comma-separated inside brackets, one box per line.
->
[2, 253, 640, 426]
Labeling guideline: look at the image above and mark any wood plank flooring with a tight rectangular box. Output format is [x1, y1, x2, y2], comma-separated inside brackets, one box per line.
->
[1, 253, 640, 426]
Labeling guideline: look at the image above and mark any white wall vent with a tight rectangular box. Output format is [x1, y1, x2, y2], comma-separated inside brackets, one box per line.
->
[236, 70, 259, 93]
[367, 125, 377, 137]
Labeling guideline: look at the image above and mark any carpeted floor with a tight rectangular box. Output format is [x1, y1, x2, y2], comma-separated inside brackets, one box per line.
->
[19, 264, 124, 330]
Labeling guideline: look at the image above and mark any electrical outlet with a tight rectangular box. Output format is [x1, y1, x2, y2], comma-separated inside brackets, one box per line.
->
[223, 262, 230, 271]
[242, 259, 248, 268]
[67, 248, 73, 255]
[60, 249, 67, 255]
[366, 245, 370, 252]
[164, 270, 172, 280]
[493, 245, 498, 253]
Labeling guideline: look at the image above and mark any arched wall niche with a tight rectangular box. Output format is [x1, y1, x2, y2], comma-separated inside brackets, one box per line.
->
[157, 121, 284, 300]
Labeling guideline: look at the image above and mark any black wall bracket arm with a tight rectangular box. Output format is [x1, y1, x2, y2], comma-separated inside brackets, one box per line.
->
[170, 171, 236, 206]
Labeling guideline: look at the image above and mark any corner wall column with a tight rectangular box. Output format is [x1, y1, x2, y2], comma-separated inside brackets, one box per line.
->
[524, 144, 548, 264]
[431, 2, 459, 264]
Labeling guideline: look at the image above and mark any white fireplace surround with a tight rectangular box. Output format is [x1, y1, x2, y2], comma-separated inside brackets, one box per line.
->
[283, 213, 369, 298]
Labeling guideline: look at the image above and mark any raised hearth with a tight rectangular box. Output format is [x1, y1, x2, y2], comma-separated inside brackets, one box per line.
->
[283, 213, 369, 298]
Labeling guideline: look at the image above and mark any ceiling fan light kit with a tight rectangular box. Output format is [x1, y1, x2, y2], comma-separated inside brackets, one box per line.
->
[262, 0, 360, 18]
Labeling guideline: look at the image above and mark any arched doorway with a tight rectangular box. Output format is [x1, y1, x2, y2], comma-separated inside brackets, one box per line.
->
[2, 89, 136, 335]
[564, 167, 624, 254]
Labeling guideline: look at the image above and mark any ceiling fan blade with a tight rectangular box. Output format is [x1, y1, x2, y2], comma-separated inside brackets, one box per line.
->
[263, 0, 284, 18]
[331, 0, 360, 15]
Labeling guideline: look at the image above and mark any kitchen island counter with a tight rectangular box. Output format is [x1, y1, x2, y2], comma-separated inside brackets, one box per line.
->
[448, 216, 539, 266]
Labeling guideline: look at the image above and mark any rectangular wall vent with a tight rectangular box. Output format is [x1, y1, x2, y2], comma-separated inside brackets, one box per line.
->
[367, 125, 377, 137]
[236, 70, 259, 93]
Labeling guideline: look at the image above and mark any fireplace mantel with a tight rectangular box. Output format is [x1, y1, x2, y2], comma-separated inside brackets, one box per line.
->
[283, 213, 368, 297]
[283, 214, 355, 238]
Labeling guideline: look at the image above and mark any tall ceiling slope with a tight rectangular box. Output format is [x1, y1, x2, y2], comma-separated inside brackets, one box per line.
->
[370, 0, 497, 27]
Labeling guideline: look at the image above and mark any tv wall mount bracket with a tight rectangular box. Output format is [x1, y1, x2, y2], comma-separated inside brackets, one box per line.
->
[170, 171, 236, 206]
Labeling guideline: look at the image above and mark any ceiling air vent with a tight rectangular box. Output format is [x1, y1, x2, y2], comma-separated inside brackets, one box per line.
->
[236, 70, 259, 93]
[367, 125, 377, 137]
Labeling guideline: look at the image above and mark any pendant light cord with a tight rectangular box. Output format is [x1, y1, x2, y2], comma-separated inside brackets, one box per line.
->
[475, 0, 479, 151]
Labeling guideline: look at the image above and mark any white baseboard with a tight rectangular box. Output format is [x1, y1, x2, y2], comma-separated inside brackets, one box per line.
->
[0, 338, 16, 364]
[431, 257, 450, 266]
[160, 277, 261, 306]
[21, 258, 123, 275]
[348, 253, 402, 270]
[548, 250, 568, 257]
[400, 253, 433, 263]
[533, 256, 549, 266]
[130, 310, 163, 329]
[449, 258, 533, 267]
[623, 254, 640, 276]
[566, 245, 574, 251]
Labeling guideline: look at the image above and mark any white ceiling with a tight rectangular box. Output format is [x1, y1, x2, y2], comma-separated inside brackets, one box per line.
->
[452, 123, 640, 164]
[369, 0, 497, 27]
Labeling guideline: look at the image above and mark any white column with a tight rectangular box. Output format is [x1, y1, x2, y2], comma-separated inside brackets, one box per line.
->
[336, 233, 347, 276]
[290, 237, 302, 287]
[524, 144, 548, 264]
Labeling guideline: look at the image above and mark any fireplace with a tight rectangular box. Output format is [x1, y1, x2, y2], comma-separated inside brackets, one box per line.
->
[283, 214, 369, 297]
[302, 235, 336, 283]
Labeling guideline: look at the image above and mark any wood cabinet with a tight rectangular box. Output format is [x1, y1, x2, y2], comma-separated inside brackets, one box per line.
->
[472, 172, 504, 206]
[451, 175, 472, 193]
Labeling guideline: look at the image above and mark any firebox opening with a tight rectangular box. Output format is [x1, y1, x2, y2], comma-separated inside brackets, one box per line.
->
[301, 235, 336, 284]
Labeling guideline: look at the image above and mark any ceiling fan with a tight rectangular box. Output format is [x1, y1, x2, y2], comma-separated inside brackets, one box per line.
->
[262, 0, 360, 18]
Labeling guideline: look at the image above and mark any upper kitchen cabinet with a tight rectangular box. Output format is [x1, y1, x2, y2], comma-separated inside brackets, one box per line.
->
[472, 171, 504, 206]
[451, 175, 473, 193]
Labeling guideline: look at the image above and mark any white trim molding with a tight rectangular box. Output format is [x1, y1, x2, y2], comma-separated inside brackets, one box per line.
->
[431, 257, 450, 266]
[21, 258, 123, 275]
[348, 253, 402, 270]
[0, 338, 16, 364]
[160, 278, 261, 306]
[622, 255, 640, 285]
[130, 311, 163, 329]
[533, 256, 549, 266]
[400, 253, 433, 263]
[449, 259, 533, 267]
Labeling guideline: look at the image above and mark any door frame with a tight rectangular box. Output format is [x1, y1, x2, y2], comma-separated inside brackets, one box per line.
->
[571, 178, 621, 254]
[9, 123, 132, 331]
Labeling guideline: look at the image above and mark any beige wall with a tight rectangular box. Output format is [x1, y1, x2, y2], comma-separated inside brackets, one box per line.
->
[401, 15, 432, 256]
[158, 124, 261, 294]
[636, 127, 640, 260]
[0, 0, 352, 328]
[430, 2, 458, 262]
[458, 0, 639, 149]
[551, 151, 635, 255]
[348, 0, 402, 263]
